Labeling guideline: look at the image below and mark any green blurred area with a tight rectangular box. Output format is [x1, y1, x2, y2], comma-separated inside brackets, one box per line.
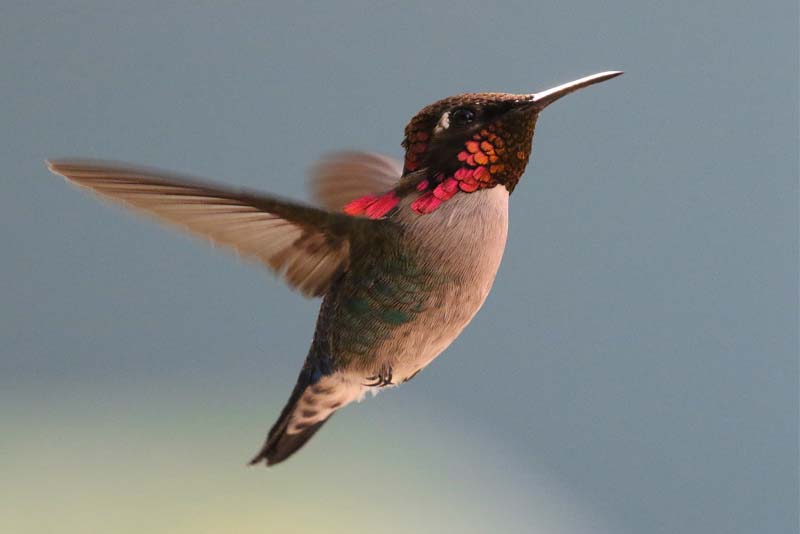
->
[2, 378, 602, 534]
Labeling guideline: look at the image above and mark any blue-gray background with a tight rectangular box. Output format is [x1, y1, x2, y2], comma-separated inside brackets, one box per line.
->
[1, 2, 796, 533]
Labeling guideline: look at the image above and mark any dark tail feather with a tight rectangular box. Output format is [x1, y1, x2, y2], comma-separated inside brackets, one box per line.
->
[249, 375, 333, 467]
[249, 418, 329, 467]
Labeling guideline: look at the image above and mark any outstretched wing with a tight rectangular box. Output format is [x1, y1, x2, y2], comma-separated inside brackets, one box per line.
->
[309, 151, 402, 212]
[48, 159, 390, 297]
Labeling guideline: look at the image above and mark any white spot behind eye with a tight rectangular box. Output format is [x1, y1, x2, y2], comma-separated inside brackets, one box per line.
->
[434, 111, 450, 134]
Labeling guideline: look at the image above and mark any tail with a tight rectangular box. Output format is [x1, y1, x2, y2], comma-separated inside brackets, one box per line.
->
[249, 366, 358, 466]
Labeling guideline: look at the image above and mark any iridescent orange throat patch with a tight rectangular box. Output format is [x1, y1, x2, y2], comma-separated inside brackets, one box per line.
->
[344, 123, 529, 218]
[407, 122, 523, 214]
[345, 113, 536, 218]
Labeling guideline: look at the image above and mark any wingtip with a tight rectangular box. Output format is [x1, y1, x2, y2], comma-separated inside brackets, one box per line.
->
[46, 158, 89, 177]
[46, 158, 127, 172]
[46, 159, 73, 182]
[45, 158, 60, 174]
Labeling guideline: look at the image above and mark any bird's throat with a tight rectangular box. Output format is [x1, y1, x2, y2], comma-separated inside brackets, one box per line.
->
[344, 159, 505, 219]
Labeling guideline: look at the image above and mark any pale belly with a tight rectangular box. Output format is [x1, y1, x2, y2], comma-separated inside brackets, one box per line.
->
[364, 185, 510, 382]
[373, 278, 499, 381]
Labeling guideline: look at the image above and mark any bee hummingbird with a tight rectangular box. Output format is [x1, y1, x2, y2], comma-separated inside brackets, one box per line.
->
[48, 70, 622, 466]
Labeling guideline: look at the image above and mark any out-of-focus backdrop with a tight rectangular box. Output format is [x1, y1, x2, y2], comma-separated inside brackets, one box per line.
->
[1, 2, 796, 533]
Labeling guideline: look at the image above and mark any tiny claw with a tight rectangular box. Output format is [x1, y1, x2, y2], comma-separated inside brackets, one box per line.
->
[363, 366, 393, 387]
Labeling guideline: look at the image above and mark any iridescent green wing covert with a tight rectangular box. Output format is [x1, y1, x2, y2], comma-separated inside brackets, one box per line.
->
[327, 247, 431, 370]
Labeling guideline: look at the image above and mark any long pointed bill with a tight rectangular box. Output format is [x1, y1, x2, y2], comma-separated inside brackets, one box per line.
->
[529, 70, 623, 111]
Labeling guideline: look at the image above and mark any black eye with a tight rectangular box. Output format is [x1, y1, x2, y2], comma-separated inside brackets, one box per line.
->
[451, 107, 477, 126]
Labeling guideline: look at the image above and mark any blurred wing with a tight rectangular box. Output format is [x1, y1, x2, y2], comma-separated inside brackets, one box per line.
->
[49, 159, 377, 297]
[309, 151, 402, 212]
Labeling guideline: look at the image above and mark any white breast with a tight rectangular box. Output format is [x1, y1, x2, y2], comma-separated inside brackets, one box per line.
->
[378, 186, 510, 380]
[401, 185, 509, 283]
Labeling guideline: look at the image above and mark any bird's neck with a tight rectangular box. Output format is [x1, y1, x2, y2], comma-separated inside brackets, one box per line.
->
[343, 165, 507, 219]
[395, 185, 510, 278]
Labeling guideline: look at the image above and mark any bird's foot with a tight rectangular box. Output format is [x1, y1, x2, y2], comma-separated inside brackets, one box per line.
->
[364, 365, 393, 387]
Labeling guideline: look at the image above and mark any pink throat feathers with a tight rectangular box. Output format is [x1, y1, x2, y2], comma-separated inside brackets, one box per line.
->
[343, 134, 505, 218]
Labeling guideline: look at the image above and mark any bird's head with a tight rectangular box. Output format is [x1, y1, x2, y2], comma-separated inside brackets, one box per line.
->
[401, 71, 623, 198]
[343, 71, 622, 217]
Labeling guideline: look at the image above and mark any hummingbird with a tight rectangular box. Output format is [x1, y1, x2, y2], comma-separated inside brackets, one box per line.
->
[48, 70, 622, 466]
